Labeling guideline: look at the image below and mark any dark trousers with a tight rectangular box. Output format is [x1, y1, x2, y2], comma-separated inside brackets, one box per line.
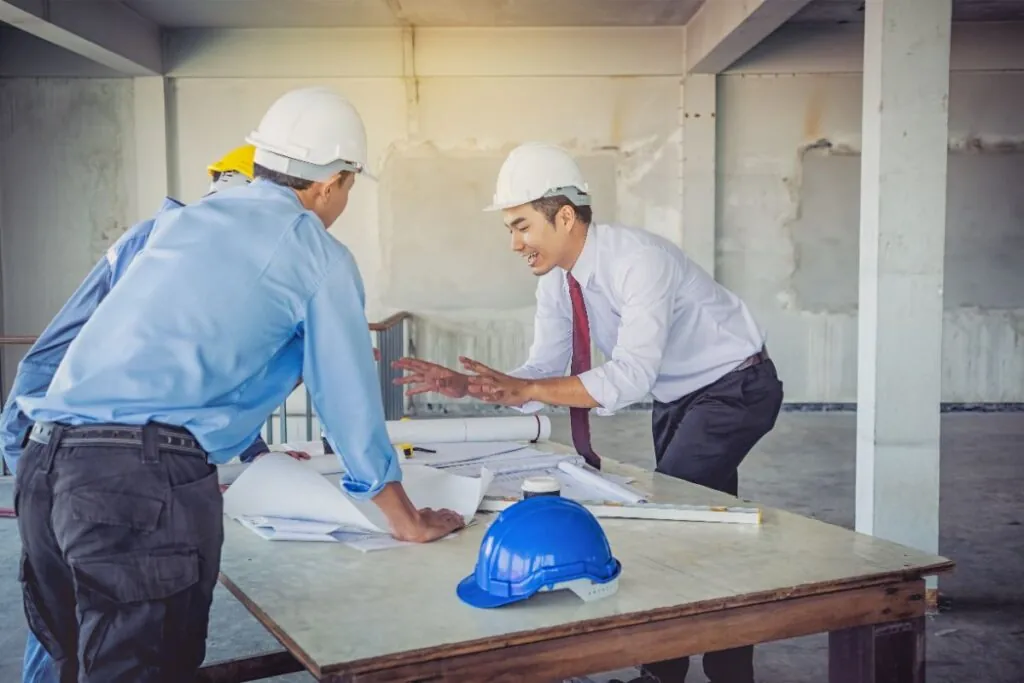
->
[14, 423, 224, 682]
[643, 358, 784, 683]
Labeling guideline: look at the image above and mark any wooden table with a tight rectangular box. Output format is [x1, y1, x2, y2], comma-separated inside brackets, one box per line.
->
[195, 444, 954, 683]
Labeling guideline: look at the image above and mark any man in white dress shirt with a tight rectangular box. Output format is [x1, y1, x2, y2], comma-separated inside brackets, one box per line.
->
[393, 142, 783, 683]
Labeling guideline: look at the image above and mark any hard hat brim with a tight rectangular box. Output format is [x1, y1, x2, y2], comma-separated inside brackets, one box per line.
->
[456, 574, 527, 609]
[482, 199, 526, 212]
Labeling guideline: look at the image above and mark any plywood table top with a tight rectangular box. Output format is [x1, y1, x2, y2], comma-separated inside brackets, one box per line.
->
[214, 443, 954, 680]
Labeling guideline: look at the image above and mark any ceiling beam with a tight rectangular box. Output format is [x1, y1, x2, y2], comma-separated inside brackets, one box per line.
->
[684, 0, 815, 74]
[0, 0, 161, 75]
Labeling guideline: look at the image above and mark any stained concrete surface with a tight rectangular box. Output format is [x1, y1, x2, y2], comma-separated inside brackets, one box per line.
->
[0, 411, 1021, 682]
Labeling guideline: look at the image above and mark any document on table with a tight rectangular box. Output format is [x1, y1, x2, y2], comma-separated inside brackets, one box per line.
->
[223, 453, 493, 550]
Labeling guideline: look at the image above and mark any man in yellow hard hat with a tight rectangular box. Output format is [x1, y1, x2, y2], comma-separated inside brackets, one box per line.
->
[1, 143, 308, 683]
[207, 144, 257, 193]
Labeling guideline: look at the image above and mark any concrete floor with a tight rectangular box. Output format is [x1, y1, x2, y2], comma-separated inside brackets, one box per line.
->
[0, 411, 1021, 682]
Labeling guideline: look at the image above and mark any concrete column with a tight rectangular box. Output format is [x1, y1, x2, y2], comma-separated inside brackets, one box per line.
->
[132, 76, 170, 220]
[681, 74, 717, 277]
[856, 0, 952, 565]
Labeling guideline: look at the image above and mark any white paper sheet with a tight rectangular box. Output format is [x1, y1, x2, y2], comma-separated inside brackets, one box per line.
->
[235, 515, 466, 552]
[223, 454, 493, 540]
[218, 451, 342, 486]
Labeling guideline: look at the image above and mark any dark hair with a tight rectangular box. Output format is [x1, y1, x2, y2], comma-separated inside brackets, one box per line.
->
[531, 195, 593, 226]
[253, 164, 314, 190]
[253, 164, 354, 191]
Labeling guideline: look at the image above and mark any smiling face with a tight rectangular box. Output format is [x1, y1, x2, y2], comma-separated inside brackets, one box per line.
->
[504, 199, 585, 276]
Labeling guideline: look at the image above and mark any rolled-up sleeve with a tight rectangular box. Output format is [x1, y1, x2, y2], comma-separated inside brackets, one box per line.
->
[300, 248, 401, 500]
[577, 249, 677, 414]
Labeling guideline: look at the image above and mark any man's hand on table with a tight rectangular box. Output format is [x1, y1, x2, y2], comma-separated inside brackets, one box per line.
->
[373, 481, 465, 543]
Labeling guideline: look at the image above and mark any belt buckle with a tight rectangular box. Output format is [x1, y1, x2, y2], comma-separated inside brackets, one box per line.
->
[29, 422, 53, 445]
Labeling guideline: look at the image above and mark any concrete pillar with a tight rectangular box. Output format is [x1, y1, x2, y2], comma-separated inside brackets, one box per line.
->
[855, 0, 952, 567]
[681, 74, 717, 277]
[132, 76, 170, 220]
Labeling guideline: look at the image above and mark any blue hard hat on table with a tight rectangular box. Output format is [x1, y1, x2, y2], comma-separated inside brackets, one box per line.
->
[457, 496, 622, 609]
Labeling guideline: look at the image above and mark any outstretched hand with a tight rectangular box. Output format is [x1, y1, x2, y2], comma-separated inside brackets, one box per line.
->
[391, 358, 470, 398]
[460, 357, 532, 407]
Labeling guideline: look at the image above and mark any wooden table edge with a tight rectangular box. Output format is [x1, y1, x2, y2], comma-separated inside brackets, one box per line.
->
[216, 570, 327, 677]
[328, 578, 931, 682]
[310, 565, 950, 679]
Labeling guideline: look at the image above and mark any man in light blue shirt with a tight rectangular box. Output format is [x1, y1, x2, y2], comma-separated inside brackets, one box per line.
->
[0, 145, 310, 683]
[12, 87, 463, 683]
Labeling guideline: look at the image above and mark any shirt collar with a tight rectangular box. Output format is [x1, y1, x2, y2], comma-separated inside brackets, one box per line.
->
[568, 223, 598, 287]
[160, 196, 184, 211]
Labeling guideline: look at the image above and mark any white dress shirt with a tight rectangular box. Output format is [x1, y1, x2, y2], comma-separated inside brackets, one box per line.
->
[510, 223, 767, 414]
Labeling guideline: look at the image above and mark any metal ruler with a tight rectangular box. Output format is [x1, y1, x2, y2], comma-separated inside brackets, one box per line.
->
[479, 496, 762, 525]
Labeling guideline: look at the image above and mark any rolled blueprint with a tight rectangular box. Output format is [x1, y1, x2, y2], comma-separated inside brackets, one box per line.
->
[557, 461, 647, 504]
[385, 415, 551, 445]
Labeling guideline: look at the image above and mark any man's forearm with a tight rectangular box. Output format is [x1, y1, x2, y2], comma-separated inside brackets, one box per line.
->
[525, 376, 601, 409]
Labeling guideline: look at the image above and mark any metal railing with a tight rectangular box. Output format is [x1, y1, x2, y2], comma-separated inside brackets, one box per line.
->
[0, 311, 412, 471]
[262, 311, 411, 444]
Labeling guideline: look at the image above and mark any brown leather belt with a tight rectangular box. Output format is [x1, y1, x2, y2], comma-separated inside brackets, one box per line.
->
[734, 346, 770, 373]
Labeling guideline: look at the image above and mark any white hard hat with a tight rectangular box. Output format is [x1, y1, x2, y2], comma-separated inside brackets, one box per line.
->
[246, 87, 376, 183]
[485, 142, 591, 211]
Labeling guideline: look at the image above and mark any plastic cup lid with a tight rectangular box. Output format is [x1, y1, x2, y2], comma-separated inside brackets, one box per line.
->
[522, 476, 561, 493]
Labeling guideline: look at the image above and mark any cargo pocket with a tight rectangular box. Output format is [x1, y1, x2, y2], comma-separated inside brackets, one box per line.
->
[70, 548, 200, 676]
[18, 552, 65, 663]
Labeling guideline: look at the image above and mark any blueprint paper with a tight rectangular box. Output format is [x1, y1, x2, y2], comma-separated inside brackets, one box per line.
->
[218, 451, 342, 486]
[223, 454, 493, 538]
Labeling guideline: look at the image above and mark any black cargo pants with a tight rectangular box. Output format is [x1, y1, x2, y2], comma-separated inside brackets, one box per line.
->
[642, 353, 784, 683]
[14, 422, 224, 682]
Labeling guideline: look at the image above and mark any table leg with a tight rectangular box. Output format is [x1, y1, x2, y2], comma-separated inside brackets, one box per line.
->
[197, 650, 306, 682]
[828, 617, 925, 683]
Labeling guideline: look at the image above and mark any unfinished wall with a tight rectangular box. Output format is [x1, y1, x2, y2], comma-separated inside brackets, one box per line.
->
[718, 26, 1024, 404]
[0, 77, 136, 390]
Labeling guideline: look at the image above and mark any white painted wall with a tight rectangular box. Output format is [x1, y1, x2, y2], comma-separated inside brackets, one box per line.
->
[0, 22, 1022, 415]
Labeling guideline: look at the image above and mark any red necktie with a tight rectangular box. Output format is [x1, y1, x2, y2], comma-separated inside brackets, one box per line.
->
[567, 272, 601, 470]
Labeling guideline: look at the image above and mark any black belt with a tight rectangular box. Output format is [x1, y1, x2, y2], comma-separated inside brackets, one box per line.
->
[29, 422, 206, 457]
[734, 346, 770, 373]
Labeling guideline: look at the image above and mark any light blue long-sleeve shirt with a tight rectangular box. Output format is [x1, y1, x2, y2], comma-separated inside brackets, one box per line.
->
[17, 179, 399, 499]
[0, 198, 271, 474]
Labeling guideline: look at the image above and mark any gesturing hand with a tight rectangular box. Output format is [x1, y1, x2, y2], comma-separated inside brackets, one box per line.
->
[459, 357, 532, 407]
[391, 358, 470, 398]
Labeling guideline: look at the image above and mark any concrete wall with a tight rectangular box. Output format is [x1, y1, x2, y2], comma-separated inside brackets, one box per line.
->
[0, 76, 137, 385]
[0, 22, 1022, 417]
[717, 71, 1024, 404]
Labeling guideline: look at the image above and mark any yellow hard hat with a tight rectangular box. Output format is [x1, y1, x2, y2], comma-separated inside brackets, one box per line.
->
[207, 144, 256, 179]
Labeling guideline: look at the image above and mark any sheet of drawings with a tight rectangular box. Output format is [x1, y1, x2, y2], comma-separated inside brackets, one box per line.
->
[412, 443, 645, 504]
[222, 439, 646, 550]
